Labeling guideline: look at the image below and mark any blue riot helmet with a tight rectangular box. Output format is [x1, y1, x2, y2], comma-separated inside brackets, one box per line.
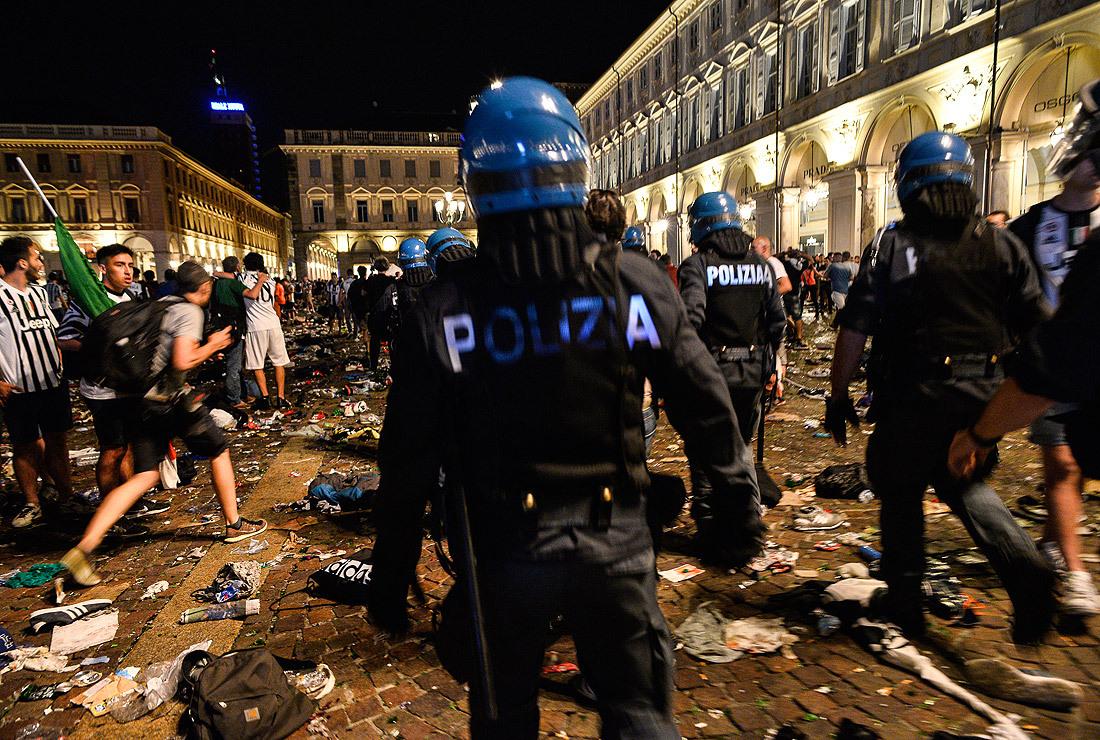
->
[688, 192, 742, 244]
[895, 132, 974, 202]
[622, 225, 645, 251]
[426, 228, 470, 270]
[397, 237, 429, 269]
[461, 77, 591, 218]
[1049, 77, 1100, 180]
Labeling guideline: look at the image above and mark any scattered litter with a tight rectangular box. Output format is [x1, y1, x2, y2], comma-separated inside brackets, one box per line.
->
[924, 500, 952, 515]
[140, 581, 169, 600]
[542, 662, 580, 674]
[791, 505, 846, 531]
[837, 563, 871, 579]
[81, 657, 110, 666]
[230, 538, 269, 555]
[659, 564, 705, 582]
[676, 602, 798, 663]
[0, 647, 69, 674]
[188, 547, 208, 559]
[192, 562, 262, 603]
[208, 408, 237, 430]
[4, 564, 66, 588]
[50, 609, 119, 655]
[814, 540, 840, 551]
[180, 599, 260, 624]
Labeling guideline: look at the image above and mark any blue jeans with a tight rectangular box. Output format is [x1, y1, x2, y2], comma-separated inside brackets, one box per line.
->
[226, 341, 259, 404]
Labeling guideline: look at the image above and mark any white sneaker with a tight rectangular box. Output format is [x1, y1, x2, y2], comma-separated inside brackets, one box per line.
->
[791, 505, 846, 531]
[1061, 571, 1100, 616]
[12, 503, 42, 528]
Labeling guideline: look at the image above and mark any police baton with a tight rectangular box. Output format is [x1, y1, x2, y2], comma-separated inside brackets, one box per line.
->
[451, 482, 498, 723]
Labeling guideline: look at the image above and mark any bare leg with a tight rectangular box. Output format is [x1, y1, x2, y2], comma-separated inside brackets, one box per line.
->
[1043, 445, 1085, 571]
[95, 446, 128, 496]
[12, 442, 42, 506]
[120, 447, 134, 483]
[274, 365, 286, 400]
[42, 431, 73, 500]
[76, 470, 160, 554]
[210, 451, 239, 524]
[253, 369, 269, 398]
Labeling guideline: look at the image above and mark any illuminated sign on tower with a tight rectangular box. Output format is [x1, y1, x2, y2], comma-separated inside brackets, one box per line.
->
[210, 101, 246, 112]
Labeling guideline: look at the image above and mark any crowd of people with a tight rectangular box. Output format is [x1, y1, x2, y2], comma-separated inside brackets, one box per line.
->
[2, 73, 1100, 739]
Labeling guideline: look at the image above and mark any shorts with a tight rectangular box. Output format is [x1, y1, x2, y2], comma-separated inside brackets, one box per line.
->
[123, 398, 228, 474]
[1028, 402, 1078, 447]
[244, 327, 291, 370]
[782, 293, 802, 321]
[831, 291, 848, 310]
[3, 385, 72, 445]
[85, 396, 128, 449]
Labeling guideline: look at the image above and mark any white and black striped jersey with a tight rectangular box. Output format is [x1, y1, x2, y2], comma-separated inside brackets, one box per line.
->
[0, 280, 63, 392]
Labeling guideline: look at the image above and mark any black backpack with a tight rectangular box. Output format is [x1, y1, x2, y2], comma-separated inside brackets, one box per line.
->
[813, 463, 873, 499]
[308, 547, 373, 604]
[81, 297, 178, 395]
[209, 278, 247, 344]
[181, 648, 314, 740]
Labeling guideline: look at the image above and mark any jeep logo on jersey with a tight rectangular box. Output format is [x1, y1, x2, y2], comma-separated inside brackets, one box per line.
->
[441, 294, 661, 372]
[706, 263, 770, 287]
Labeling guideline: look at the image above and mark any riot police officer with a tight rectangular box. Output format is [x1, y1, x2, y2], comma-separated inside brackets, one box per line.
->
[827, 131, 1056, 643]
[679, 192, 786, 447]
[427, 227, 477, 277]
[384, 238, 435, 362]
[622, 226, 646, 254]
[368, 77, 762, 739]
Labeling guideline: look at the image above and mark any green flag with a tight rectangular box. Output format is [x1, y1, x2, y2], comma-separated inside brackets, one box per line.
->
[54, 217, 113, 317]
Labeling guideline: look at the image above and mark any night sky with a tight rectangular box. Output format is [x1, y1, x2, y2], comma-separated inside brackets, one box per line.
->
[6, 3, 671, 159]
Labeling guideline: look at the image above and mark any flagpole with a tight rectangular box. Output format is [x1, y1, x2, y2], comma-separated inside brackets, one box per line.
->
[14, 157, 59, 220]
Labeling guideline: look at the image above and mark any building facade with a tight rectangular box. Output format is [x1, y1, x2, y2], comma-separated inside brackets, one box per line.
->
[279, 129, 476, 277]
[579, 0, 1100, 261]
[0, 124, 291, 277]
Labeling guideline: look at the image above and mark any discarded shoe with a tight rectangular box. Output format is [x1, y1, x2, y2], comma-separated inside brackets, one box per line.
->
[963, 657, 1083, 711]
[791, 506, 845, 531]
[29, 599, 112, 633]
[837, 717, 880, 740]
[12, 503, 42, 528]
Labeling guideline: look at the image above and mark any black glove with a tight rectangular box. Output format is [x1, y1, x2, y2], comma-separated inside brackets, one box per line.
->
[824, 395, 860, 446]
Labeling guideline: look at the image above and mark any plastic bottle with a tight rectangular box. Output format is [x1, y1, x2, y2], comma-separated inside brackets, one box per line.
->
[857, 545, 882, 562]
[179, 599, 259, 624]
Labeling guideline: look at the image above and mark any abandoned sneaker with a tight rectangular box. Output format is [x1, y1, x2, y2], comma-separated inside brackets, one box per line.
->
[791, 505, 845, 531]
[224, 516, 268, 544]
[124, 498, 171, 519]
[29, 599, 113, 633]
[12, 503, 42, 528]
[60, 548, 102, 587]
[286, 663, 336, 700]
[1061, 571, 1100, 616]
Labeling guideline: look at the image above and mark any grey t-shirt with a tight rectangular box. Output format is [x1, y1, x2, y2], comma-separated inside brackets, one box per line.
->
[150, 299, 204, 398]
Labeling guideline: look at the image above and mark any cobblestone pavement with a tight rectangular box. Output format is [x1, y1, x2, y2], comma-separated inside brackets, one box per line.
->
[0, 316, 1096, 740]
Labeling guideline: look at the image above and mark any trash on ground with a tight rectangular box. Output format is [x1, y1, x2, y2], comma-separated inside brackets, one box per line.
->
[50, 609, 119, 655]
[180, 599, 260, 624]
[30, 599, 113, 633]
[192, 562, 262, 603]
[676, 602, 798, 662]
[659, 564, 705, 582]
[4, 563, 66, 588]
[140, 581, 169, 600]
[1, 647, 70, 674]
[230, 538, 269, 555]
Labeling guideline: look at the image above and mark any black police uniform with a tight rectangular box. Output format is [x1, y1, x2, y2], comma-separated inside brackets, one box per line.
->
[679, 231, 786, 445]
[386, 265, 434, 362]
[369, 211, 760, 739]
[839, 216, 1055, 635]
[434, 244, 478, 278]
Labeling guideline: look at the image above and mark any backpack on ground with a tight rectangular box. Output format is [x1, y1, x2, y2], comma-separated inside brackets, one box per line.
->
[307, 547, 373, 604]
[813, 463, 873, 500]
[180, 648, 313, 740]
[81, 297, 178, 395]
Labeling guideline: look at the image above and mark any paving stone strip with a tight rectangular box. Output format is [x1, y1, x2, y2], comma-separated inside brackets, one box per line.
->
[70, 437, 317, 740]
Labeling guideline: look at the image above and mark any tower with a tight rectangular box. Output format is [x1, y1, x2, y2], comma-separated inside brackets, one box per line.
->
[207, 50, 261, 198]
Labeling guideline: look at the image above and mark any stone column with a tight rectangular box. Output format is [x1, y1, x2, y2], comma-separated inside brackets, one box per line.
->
[824, 167, 860, 256]
[754, 189, 778, 246]
[990, 130, 1027, 217]
[778, 187, 800, 252]
[861, 165, 890, 247]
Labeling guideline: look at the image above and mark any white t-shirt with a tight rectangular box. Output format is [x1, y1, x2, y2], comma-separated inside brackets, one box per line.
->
[766, 256, 786, 286]
[239, 271, 280, 332]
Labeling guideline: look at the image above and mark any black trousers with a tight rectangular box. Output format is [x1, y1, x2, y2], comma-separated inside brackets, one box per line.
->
[691, 360, 763, 497]
[867, 382, 1054, 629]
[468, 550, 679, 740]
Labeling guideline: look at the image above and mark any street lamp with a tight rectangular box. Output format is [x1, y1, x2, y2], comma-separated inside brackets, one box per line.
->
[433, 191, 467, 225]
